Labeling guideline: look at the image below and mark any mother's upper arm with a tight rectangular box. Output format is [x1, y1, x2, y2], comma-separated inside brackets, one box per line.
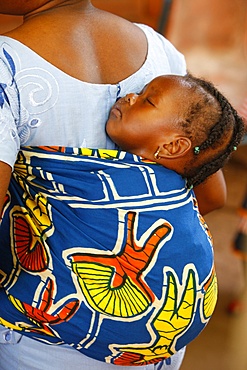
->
[0, 50, 20, 148]
[0, 160, 11, 215]
[193, 170, 227, 215]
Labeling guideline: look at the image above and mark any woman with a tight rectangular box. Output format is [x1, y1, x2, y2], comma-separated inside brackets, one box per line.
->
[0, 1, 226, 369]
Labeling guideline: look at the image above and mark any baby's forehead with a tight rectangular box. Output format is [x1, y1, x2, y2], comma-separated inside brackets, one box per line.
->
[156, 77, 196, 102]
[149, 75, 191, 90]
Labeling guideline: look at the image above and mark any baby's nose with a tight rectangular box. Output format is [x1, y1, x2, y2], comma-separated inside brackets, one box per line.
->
[124, 93, 137, 105]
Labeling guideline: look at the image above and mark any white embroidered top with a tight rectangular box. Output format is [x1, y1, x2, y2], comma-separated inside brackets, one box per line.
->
[0, 23, 186, 168]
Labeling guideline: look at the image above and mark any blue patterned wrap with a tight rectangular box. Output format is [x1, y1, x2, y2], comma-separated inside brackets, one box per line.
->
[0, 146, 217, 366]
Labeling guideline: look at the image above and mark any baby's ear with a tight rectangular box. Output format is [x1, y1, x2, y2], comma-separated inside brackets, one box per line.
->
[161, 137, 191, 158]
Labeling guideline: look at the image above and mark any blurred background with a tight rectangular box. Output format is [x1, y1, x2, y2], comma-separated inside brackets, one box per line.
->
[1, 1, 247, 369]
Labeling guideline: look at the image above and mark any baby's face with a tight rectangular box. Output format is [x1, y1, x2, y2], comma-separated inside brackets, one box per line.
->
[106, 75, 190, 159]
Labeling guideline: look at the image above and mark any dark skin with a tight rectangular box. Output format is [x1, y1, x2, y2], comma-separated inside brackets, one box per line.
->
[106, 75, 228, 215]
[0, 0, 226, 216]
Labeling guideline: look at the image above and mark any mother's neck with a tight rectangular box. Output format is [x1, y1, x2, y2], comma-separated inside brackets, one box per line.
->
[24, 0, 92, 21]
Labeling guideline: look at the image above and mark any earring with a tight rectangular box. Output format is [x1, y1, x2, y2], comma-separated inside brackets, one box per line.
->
[194, 146, 200, 155]
[154, 147, 161, 160]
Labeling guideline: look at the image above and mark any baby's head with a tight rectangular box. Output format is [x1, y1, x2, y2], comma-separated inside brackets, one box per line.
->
[106, 74, 245, 188]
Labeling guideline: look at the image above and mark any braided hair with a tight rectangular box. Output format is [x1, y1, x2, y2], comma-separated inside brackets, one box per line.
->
[180, 73, 245, 188]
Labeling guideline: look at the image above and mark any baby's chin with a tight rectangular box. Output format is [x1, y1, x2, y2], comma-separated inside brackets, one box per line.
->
[105, 123, 120, 141]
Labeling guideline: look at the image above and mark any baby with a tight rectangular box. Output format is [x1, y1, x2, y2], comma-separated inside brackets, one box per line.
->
[106, 73, 245, 188]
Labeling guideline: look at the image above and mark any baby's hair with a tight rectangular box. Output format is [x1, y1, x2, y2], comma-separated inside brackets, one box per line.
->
[180, 73, 245, 188]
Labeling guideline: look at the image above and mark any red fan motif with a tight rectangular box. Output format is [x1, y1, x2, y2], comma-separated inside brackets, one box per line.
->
[13, 214, 49, 272]
[114, 352, 163, 366]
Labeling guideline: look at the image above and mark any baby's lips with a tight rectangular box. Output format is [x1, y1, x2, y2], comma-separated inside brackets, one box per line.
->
[110, 104, 122, 118]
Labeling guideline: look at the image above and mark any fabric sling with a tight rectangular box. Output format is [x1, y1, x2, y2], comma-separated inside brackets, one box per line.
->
[0, 146, 217, 366]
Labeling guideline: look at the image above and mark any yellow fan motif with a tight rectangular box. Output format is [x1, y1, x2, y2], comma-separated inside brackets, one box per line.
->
[72, 262, 150, 317]
[71, 211, 172, 317]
